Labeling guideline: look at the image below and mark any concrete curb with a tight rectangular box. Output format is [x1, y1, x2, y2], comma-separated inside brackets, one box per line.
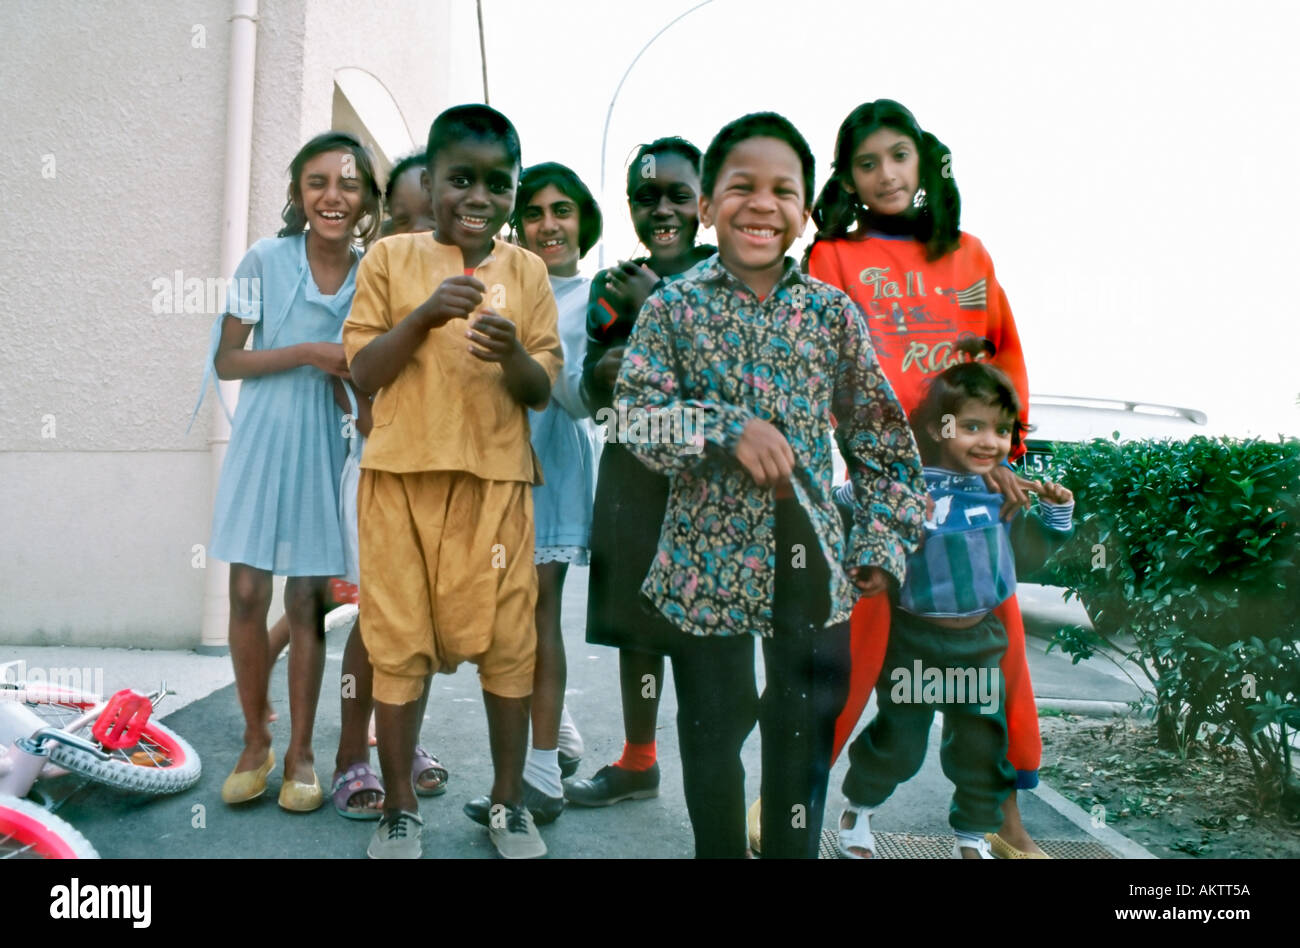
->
[1029, 780, 1160, 859]
[1037, 697, 1131, 717]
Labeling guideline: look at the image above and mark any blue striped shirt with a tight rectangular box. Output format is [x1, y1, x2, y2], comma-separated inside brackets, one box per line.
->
[840, 468, 1073, 619]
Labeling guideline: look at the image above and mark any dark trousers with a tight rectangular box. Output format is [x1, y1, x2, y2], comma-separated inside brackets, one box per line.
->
[841, 609, 1016, 833]
[669, 498, 851, 858]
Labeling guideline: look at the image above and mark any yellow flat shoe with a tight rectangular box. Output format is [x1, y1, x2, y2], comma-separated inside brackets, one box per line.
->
[279, 770, 324, 812]
[747, 798, 762, 855]
[221, 749, 275, 804]
[986, 832, 1050, 859]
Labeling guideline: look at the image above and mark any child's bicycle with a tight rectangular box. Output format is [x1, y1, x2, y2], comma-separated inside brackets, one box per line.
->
[0, 678, 201, 858]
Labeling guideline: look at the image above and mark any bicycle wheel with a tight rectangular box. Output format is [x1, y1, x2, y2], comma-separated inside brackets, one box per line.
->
[0, 794, 99, 858]
[7, 681, 202, 795]
[47, 718, 202, 794]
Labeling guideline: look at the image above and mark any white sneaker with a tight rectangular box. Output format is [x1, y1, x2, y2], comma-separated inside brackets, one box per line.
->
[489, 804, 547, 859]
[367, 810, 422, 859]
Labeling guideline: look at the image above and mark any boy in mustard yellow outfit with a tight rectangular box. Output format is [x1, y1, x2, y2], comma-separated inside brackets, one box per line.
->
[344, 105, 562, 859]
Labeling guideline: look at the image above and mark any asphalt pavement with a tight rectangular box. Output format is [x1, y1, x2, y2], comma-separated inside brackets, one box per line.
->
[3, 572, 1154, 858]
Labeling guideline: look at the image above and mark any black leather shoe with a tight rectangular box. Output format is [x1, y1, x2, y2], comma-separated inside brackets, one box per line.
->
[562, 763, 660, 807]
[464, 781, 565, 827]
[558, 752, 581, 779]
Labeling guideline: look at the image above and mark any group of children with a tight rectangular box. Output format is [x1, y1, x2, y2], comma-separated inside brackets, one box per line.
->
[199, 97, 1074, 860]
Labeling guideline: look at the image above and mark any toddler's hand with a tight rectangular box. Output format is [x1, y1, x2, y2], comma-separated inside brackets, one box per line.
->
[1036, 480, 1074, 505]
[735, 419, 794, 487]
[466, 311, 520, 363]
[423, 275, 485, 329]
[984, 464, 1039, 522]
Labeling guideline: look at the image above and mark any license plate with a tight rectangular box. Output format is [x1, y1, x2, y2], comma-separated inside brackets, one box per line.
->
[1018, 451, 1055, 476]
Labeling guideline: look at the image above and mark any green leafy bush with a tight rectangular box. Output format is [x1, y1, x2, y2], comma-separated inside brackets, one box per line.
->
[1043, 435, 1300, 812]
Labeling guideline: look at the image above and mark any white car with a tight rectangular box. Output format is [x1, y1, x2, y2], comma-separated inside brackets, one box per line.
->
[1018, 394, 1209, 477]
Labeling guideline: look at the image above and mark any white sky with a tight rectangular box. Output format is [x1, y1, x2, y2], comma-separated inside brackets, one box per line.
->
[445, 0, 1300, 438]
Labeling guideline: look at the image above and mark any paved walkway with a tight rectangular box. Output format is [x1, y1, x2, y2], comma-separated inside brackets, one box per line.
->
[2, 574, 1154, 858]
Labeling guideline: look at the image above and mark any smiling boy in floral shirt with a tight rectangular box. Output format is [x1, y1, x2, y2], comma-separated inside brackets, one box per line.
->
[613, 111, 925, 858]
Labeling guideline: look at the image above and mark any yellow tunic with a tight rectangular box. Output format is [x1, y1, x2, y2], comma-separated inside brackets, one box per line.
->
[343, 235, 562, 702]
[344, 234, 562, 482]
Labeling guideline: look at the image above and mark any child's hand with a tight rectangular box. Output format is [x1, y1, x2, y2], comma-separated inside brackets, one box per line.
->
[422, 275, 486, 329]
[605, 261, 659, 313]
[983, 464, 1040, 521]
[355, 394, 374, 438]
[305, 342, 351, 379]
[735, 419, 794, 487]
[848, 565, 890, 597]
[1035, 480, 1073, 505]
[596, 345, 626, 388]
[466, 311, 521, 363]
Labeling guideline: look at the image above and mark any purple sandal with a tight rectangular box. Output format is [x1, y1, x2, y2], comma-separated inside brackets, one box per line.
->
[332, 763, 385, 820]
[412, 746, 448, 797]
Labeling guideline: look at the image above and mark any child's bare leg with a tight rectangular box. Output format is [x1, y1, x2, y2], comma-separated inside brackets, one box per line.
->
[268, 616, 291, 661]
[335, 618, 375, 777]
[997, 791, 1046, 855]
[375, 681, 426, 815]
[229, 564, 275, 771]
[530, 562, 568, 750]
[265, 616, 291, 722]
[620, 649, 663, 745]
[282, 576, 326, 784]
[484, 690, 530, 806]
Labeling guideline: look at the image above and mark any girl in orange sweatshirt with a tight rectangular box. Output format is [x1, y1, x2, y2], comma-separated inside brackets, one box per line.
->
[805, 99, 1047, 858]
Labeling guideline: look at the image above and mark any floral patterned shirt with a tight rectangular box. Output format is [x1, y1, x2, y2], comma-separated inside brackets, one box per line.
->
[614, 253, 925, 638]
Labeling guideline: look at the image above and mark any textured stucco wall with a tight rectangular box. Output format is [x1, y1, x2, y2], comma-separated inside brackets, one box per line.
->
[0, 453, 213, 647]
[4, 1, 233, 453]
[1, 0, 460, 647]
[2, 1, 242, 647]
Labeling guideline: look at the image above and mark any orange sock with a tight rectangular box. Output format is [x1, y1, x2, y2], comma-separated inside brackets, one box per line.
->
[614, 741, 656, 771]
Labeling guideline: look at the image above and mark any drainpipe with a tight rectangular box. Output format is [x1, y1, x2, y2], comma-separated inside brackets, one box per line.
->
[198, 0, 260, 654]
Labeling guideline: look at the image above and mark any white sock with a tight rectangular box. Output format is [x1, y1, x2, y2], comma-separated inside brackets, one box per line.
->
[557, 705, 584, 758]
[954, 830, 984, 848]
[524, 747, 563, 798]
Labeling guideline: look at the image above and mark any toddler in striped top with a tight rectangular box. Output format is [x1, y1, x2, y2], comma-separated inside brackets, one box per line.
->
[835, 340, 1073, 859]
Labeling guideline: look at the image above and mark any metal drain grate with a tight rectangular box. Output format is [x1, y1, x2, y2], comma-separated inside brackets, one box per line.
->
[816, 829, 1117, 859]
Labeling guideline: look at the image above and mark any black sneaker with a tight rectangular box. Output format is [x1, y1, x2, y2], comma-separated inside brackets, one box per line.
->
[562, 763, 660, 807]
[463, 781, 565, 827]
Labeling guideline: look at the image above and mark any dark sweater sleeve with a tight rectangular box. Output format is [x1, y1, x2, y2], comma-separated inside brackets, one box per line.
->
[581, 269, 618, 415]
[1010, 502, 1075, 577]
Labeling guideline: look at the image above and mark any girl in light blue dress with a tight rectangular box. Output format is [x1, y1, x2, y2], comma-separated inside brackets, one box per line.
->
[194, 132, 381, 812]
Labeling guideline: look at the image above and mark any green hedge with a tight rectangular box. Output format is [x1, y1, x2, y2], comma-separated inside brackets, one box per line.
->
[1042, 435, 1300, 812]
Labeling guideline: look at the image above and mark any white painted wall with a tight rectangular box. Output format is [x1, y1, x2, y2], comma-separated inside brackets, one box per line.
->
[1, 0, 461, 647]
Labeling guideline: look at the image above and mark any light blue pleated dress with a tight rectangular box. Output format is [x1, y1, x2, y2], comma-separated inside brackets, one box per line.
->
[193, 233, 359, 577]
[530, 273, 602, 564]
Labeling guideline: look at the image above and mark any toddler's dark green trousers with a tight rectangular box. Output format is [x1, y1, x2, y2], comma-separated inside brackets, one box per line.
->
[841, 608, 1016, 833]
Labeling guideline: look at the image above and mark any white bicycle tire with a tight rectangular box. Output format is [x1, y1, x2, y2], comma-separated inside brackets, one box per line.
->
[46, 719, 202, 795]
[6, 679, 201, 795]
[0, 793, 99, 858]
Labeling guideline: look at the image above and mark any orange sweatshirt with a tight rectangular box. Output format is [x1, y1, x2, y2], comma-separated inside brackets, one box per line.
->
[808, 232, 1029, 458]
